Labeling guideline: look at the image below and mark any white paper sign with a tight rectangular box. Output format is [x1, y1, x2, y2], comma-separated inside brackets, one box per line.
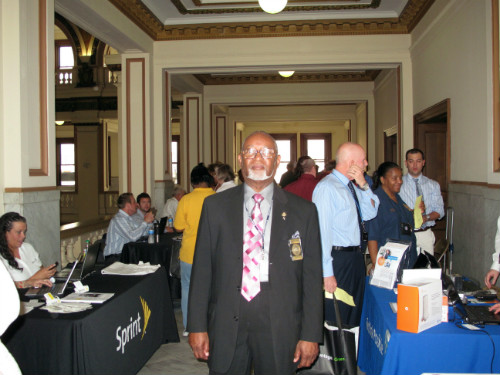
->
[370, 241, 410, 289]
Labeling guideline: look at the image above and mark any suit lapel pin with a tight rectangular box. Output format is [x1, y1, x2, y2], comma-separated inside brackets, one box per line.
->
[282, 212, 287, 221]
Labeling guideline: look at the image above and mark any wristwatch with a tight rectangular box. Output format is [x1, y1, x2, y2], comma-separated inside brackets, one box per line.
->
[360, 182, 370, 191]
[425, 214, 431, 221]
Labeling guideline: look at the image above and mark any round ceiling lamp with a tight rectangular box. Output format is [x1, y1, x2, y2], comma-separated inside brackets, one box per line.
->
[279, 71, 295, 78]
[258, 0, 287, 14]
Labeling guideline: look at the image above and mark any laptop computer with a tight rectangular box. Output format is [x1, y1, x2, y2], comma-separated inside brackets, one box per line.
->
[25, 257, 79, 298]
[444, 273, 500, 325]
[158, 217, 167, 234]
[54, 241, 99, 282]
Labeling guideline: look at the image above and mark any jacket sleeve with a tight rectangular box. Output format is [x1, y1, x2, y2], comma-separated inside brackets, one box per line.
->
[300, 204, 324, 343]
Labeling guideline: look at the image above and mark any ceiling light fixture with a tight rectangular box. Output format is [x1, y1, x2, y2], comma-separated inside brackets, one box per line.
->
[55, 120, 65, 126]
[258, 0, 287, 14]
[279, 71, 295, 78]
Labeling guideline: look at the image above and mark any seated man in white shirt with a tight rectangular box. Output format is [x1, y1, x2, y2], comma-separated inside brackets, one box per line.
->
[103, 192, 154, 265]
[161, 186, 185, 231]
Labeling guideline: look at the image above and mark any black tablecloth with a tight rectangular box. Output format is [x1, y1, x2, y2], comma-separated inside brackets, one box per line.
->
[121, 233, 181, 299]
[2, 267, 179, 375]
[121, 233, 174, 266]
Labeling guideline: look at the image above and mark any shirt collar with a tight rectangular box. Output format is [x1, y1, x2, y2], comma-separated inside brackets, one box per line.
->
[244, 182, 274, 204]
[333, 169, 350, 184]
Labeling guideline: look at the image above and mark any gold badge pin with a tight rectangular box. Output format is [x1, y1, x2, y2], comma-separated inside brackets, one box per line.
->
[282, 212, 287, 220]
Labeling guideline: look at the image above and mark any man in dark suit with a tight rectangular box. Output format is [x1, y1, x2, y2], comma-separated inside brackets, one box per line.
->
[188, 131, 323, 375]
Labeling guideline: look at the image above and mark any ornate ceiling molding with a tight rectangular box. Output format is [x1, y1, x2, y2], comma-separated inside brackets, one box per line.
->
[109, 0, 435, 41]
[195, 70, 381, 85]
[173, 0, 380, 15]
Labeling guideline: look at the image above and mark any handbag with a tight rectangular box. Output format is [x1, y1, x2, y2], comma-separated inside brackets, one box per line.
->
[297, 295, 357, 375]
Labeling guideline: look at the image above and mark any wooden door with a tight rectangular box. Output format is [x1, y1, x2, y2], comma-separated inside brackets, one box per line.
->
[413, 100, 450, 244]
[384, 134, 397, 164]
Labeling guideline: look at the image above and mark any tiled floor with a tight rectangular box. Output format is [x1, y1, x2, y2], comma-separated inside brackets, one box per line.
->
[138, 300, 365, 375]
[138, 300, 209, 375]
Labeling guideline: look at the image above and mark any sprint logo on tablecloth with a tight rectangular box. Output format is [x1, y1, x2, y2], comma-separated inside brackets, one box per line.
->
[115, 296, 151, 354]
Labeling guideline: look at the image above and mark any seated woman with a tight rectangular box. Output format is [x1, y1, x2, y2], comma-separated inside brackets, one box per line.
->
[366, 162, 418, 272]
[0, 212, 56, 288]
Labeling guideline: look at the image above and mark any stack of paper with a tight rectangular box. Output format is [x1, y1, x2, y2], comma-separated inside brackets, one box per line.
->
[62, 292, 114, 304]
[101, 261, 160, 275]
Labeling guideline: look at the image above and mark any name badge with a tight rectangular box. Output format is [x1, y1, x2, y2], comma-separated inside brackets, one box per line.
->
[289, 231, 303, 261]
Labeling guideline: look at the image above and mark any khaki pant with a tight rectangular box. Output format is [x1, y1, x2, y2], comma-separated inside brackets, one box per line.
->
[415, 229, 436, 255]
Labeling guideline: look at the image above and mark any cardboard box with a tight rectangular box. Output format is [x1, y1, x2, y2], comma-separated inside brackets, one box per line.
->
[397, 279, 443, 333]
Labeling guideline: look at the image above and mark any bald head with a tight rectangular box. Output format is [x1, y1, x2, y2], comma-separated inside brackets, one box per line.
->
[335, 142, 368, 178]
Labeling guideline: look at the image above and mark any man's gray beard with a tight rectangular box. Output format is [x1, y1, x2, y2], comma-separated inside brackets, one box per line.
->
[247, 169, 272, 181]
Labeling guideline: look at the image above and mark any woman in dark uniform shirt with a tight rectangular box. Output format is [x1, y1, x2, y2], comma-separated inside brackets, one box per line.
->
[366, 162, 418, 271]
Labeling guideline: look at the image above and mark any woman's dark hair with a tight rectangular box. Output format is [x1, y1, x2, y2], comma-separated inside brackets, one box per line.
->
[372, 162, 401, 190]
[0, 212, 26, 271]
[191, 163, 214, 186]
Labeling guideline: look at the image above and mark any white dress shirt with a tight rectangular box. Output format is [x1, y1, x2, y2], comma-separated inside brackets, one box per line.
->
[490, 216, 500, 272]
[399, 173, 445, 229]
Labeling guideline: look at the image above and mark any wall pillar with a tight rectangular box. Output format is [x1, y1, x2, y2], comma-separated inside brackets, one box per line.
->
[181, 93, 202, 191]
[120, 53, 152, 196]
[1, 0, 60, 265]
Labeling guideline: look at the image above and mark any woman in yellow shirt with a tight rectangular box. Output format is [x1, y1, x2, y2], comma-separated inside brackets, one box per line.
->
[174, 163, 215, 335]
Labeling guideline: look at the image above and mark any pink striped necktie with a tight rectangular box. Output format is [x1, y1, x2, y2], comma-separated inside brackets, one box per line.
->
[241, 193, 264, 302]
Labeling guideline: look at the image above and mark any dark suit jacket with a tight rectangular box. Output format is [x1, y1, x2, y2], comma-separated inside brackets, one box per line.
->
[187, 183, 323, 374]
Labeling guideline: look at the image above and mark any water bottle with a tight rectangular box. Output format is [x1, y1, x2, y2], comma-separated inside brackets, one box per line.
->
[148, 229, 155, 244]
[167, 217, 173, 229]
[153, 220, 160, 243]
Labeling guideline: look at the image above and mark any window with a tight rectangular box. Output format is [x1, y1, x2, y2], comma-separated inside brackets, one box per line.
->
[55, 41, 74, 85]
[56, 138, 76, 187]
[269, 134, 297, 183]
[172, 135, 180, 184]
[300, 133, 332, 173]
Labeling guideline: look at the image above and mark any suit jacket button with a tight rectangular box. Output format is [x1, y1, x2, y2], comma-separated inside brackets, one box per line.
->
[233, 316, 238, 321]
[237, 285, 241, 291]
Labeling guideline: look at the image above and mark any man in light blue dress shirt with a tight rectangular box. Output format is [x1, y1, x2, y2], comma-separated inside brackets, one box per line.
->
[399, 148, 445, 255]
[313, 142, 379, 326]
[103, 192, 154, 265]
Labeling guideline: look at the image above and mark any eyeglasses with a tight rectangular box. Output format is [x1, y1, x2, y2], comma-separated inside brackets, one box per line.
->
[241, 147, 276, 159]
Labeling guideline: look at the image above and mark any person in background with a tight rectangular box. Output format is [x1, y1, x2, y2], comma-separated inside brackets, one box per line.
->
[0, 261, 22, 375]
[0, 212, 56, 289]
[133, 192, 157, 223]
[215, 163, 237, 193]
[484, 216, 500, 290]
[399, 148, 445, 255]
[312, 142, 379, 326]
[188, 131, 322, 375]
[161, 185, 186, 227]
[103, 193, 154, 265]
[366, 162, 418, 272]
[208, 162, 223, 189]
[174, 163, 215, 336]
[316, 159, 336, 181]
[279, 160, 297, 188]
[283, 155, 318, 201]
